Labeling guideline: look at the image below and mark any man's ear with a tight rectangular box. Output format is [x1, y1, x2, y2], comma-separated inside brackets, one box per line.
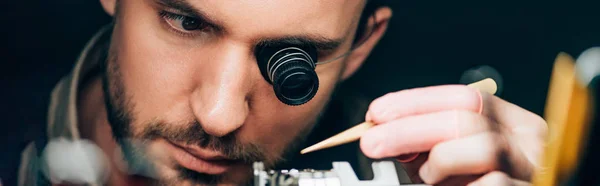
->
[341, 7, 393, 80]
[100, 0, 117, 16]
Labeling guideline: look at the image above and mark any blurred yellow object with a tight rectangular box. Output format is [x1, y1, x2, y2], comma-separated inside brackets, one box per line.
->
[532, 53, 592, 185]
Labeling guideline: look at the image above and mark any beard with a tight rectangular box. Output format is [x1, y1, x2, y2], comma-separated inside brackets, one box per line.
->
[99, 47, 317, 185]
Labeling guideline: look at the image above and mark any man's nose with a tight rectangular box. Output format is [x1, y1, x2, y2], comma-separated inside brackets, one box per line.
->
[190, 43, 254, 137]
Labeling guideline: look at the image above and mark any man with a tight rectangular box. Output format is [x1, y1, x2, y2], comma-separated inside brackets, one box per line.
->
[18, 0, 547, 185]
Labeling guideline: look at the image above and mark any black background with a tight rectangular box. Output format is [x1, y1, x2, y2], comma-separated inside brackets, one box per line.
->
[2, 0, 600, 185]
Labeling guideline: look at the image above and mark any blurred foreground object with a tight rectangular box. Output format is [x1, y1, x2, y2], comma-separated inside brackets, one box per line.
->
[40, 138, 109, 185]
[532, 47, 600, 186]
[575, 48, 600, 86]
[566, 47, 600, 185]
[459, 65, 504, 95]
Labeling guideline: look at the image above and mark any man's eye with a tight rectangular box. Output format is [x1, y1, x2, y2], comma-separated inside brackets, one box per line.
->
[160, 11, 208, 33]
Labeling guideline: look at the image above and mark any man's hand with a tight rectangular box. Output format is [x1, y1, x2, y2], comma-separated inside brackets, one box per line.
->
[359, 85, 547, 185]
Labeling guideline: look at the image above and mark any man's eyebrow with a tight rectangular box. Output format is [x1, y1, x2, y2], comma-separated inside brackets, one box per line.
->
[154, 0, 344, 51]
[154, 0, 224, 32]
[257, 36, 345, 52]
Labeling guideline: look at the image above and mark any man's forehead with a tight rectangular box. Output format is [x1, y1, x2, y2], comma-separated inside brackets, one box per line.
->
[178, 0, 365, 40]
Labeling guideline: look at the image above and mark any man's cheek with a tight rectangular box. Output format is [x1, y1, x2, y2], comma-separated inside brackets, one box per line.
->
[116, 17, 198, 114]
[117, 51, 196, 120]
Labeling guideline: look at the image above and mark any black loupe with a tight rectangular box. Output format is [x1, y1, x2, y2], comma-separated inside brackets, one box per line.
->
[255, 44, 319, 106]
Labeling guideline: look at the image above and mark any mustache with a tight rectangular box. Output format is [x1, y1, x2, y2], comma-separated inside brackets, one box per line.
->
[140, 120, 270, 164]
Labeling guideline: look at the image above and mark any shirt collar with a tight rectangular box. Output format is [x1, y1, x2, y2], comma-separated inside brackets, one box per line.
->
[47, 25, 112, 139]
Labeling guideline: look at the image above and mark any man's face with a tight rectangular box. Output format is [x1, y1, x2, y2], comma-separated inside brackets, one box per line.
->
[103, 0, 365, 185]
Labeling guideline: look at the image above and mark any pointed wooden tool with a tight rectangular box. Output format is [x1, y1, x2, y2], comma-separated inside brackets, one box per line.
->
[300, 78, 498, 154]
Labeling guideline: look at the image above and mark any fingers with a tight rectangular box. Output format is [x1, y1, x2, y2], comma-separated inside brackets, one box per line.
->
[361, 110, 491, 159]
[366, 85, 483, 124]
[479, 93, 547, 131]
[362, 84, 547, 186]
[480, 93, 549, 168]
[365, 84, 549, 169]
[467, 171, 531, 186]
[366, 85, 547, 136]
[418, 132, 534, 184]
[418, 132, 506, 184]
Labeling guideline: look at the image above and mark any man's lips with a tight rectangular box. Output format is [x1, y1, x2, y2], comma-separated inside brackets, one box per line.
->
[166, 140, 238, 175]
[175, 142, 231, 161]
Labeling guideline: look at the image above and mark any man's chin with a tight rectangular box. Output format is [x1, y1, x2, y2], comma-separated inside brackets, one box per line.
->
[130, 164, 253, 186]
[171, 161, 254, 186]
[114, 140, 264, 186]
[173, 166, 252, 186]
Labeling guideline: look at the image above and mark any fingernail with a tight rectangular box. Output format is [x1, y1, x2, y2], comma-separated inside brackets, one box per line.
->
[475, 89, 484, 114]
[396, 153, 420, 163]
[419, 162, 434, 184]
